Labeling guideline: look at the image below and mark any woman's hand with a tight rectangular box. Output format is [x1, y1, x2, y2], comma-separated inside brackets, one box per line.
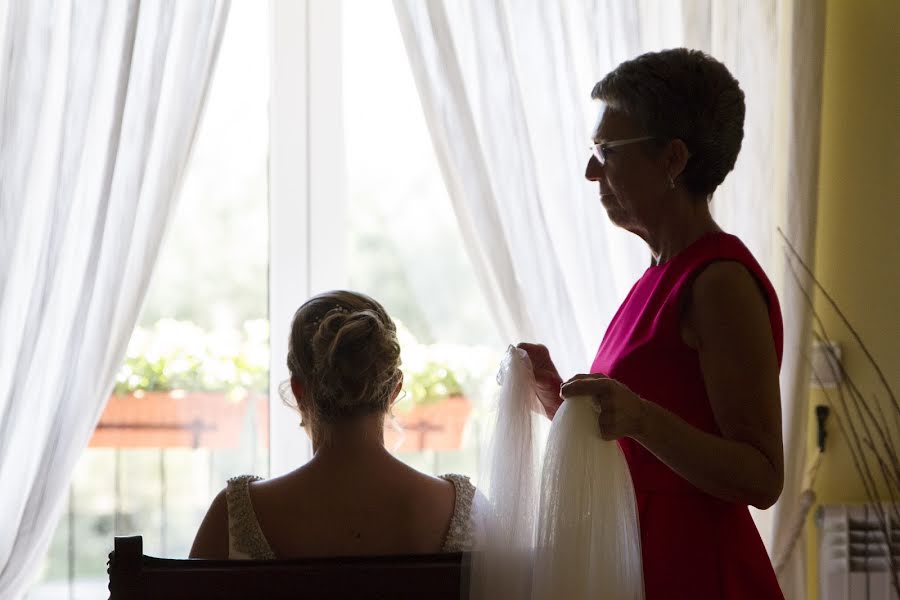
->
[516, 342, 564, 419]
[560, 374, 649, 440]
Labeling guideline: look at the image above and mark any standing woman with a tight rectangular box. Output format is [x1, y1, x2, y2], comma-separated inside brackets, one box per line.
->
[519, 49, 785, 599]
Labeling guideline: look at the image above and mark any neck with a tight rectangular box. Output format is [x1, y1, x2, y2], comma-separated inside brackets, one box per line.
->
[308, 414, 389, 460]
[644, 194, 721, 266]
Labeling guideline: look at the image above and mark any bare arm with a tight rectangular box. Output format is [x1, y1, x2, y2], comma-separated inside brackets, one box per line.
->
[189, 489, 229, 559]
[562, 261, 784, 508]
[637, 261, 783, 507]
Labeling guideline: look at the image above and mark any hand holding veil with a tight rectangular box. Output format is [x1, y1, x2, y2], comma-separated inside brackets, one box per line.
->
[470, 346, 644, 600]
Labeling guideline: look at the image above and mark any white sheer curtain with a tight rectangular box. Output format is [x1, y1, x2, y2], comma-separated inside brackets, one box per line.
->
[763, 3, 826, 597]
[0, 1, 229, 597]
[394, 0, 646, 378]
[394, 1, 824, 598]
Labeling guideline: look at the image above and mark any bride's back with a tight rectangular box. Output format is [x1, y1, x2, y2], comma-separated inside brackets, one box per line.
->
[248, 451, 458, 557]
[191, 291, 474, 560]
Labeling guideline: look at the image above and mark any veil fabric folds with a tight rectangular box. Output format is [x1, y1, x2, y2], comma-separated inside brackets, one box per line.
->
[470, 346, 644, 600]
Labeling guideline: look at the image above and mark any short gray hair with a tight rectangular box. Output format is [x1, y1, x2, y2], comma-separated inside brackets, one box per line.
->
[592, 48, 745, 197]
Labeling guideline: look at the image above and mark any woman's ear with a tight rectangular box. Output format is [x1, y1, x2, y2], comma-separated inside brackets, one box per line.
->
[290, 377, 304, 402]
[391, 372, 404, 403]
[291, 377, 312, 429]
[666, 138, 691, 180]
[290, 377, 309, 419]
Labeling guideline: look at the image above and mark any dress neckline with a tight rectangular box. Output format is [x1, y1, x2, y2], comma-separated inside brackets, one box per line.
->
[647, 230, 731, 271]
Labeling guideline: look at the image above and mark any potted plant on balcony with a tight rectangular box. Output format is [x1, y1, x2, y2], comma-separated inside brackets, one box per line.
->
[93, 319, 269, 449]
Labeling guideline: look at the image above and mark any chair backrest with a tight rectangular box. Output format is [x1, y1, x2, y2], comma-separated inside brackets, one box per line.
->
[107, 536, 469, 600]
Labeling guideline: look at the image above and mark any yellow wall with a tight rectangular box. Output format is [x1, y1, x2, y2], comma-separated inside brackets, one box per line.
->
[805, 0, 900, 597]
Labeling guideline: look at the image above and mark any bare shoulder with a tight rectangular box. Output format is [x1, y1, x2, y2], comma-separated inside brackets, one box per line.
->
[696, 258, 763, 291]
[394, 462, 457, 520]
[682, 259, 781, 439]
[415, 472, 458, 545]
[245, 468, 308, 511]
[683, 260, 770, 349]
[189, 487, 229, 559]
[405, 463, 457, 498]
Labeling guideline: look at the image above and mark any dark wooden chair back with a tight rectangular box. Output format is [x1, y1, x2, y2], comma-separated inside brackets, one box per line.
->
[107, 536, 469, 599]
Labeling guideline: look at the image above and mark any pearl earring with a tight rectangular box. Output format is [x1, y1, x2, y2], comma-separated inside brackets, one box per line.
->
[668, 175, 676, 190]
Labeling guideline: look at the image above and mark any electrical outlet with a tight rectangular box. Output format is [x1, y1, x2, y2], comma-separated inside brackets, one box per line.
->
[810, 340, 843, 388]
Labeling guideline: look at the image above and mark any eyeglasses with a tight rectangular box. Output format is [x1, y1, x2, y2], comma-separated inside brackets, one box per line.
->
[590, 136, 656, 166]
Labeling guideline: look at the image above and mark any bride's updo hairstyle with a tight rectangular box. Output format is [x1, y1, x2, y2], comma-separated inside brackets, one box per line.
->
[286, 290, 402, 425]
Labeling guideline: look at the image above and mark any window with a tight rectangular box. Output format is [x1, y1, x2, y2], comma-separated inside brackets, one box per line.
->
[28, 3, 269, 597]
[342, 0, 503, 479]
[29, 3, 503, 596]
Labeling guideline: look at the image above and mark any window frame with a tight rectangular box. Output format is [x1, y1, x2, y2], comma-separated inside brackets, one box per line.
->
[268, 0, 347, 476]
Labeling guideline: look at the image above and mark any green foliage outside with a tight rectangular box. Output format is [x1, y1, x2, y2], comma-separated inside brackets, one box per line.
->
[114, 319, 269, 397]
[114, 319, 491, 407]
[404, 361, 463, 405]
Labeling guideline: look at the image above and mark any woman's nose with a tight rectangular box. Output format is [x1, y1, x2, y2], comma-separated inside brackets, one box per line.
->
[585, 154, 604, 181]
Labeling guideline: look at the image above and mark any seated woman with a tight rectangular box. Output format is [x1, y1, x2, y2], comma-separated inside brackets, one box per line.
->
[190, 290, 474, 559]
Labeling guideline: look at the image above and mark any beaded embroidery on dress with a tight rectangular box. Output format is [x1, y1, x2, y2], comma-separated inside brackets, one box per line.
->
[438, 473, 475, 552]
[225, 475, 275, 560]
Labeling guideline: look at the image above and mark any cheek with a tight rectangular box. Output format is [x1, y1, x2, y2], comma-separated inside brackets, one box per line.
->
[605, 165, 636, 202]
[603, 164, 624, 191]
[615, 164, 657, 198]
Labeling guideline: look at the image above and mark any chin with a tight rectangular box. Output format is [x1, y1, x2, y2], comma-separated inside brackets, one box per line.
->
[603, 206, 626, 226]
[606, 213, 639, 235]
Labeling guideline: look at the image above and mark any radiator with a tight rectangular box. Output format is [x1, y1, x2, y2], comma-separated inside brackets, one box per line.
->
[817, 504, 900, 600]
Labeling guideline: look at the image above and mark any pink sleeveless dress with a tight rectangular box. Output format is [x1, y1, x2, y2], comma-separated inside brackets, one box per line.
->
[591, 232, 785, 599]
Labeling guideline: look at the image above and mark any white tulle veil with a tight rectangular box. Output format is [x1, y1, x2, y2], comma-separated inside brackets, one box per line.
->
[469, 346, 644, 599]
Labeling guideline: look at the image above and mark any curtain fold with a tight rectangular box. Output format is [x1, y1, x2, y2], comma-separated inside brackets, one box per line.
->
[767, 2, 827, 597]
[0, 1, 229, 597]
[394, 1, 824, 598]
[393, 0, 649, 378]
